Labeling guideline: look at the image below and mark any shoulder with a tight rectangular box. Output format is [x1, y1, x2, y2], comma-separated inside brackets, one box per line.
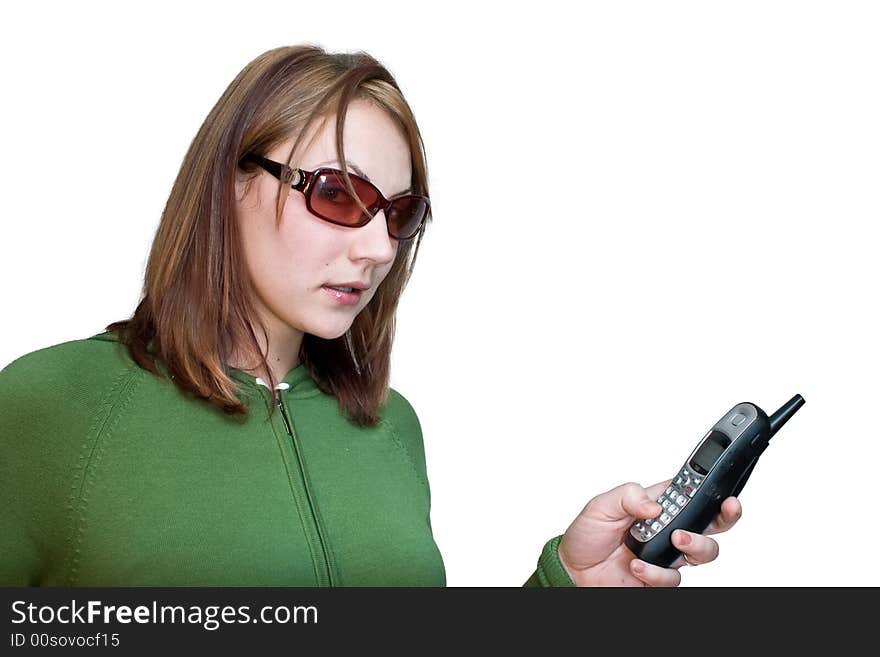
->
[1, 330, 137, 395]
[0, 331, 144, 446]
[2, 330, 130, 376]
[382, 386, 423, 437]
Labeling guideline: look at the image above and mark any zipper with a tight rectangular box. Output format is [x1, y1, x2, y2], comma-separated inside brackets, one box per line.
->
[275, 390, 336, 586]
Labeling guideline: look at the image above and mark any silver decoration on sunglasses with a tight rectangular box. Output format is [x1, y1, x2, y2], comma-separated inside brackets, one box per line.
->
[281, 167, 302, 186]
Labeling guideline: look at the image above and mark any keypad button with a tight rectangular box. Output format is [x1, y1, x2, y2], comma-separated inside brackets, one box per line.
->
[644, 531, 653, 539]
[661, 499, 671, 510]
[651, 521, 662, 532]
[666, 486, 674, 495]
[660, 513, 671, 523]
[687, 486, 696, 497]
[677, 494, 687, 506]
[669, 504, 679, 515]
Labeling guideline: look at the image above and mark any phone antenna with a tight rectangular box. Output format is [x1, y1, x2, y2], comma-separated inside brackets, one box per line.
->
[768, 394, 805, 439]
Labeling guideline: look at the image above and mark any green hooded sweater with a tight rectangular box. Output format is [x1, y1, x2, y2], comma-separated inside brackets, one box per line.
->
[0, 331, 573, 587]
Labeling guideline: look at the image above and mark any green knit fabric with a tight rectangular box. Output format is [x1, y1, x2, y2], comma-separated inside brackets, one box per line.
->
[0, 332, 573, 587]
[523, 535, 575, 587]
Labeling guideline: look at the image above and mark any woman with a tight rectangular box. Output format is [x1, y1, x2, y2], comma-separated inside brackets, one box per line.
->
[0, 45, 741, 586]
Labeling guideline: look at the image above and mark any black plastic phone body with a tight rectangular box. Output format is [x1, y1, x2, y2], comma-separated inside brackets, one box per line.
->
[624, 400, 778, 567]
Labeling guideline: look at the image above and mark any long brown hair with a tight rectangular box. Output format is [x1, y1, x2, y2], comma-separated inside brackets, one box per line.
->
[106, 45, 431, 426]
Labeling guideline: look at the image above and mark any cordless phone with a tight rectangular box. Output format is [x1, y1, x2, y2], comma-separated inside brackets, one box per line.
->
[625, 394, 805, 567]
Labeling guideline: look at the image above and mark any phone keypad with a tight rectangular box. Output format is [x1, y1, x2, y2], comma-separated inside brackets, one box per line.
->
[631, 467, 704, 541]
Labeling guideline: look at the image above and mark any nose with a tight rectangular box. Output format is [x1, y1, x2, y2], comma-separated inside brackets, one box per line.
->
[350, 209, 399, 263]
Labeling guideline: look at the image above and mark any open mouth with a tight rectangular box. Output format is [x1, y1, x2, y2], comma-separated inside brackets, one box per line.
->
[321, 286, 362, 305]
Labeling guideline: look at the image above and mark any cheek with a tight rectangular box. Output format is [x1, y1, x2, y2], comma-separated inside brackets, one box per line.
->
[378, 258, 396, 284]
[238, 201, 302, 299]
[276, 204, 339, 278]
[251, 202, 341, 299]
[239, 194, 401, 317]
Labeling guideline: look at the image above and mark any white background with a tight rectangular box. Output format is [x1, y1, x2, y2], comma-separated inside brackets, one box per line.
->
[2, 1, 877, 586]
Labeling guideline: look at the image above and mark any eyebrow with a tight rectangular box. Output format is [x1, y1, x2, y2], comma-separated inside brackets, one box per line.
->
[316, 159, 413, 197]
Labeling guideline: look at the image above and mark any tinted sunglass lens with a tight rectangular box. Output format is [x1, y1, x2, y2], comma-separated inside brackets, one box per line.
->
[388, 198, 428, 239]
[310, 170, 427, 239]
[311, 172, 379, 225]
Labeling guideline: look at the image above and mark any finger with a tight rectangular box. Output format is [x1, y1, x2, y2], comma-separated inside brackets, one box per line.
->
[669, 530, 720, 567]
[704, 497, 743, 535]
[629, 558, 682, 587]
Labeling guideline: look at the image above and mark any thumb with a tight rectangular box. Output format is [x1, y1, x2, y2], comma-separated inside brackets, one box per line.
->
[588, 481, 662, 523]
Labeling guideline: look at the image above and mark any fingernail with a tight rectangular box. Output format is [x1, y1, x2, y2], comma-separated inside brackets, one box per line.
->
[631, 560, 644, 575]
[676, 531, 691, 546]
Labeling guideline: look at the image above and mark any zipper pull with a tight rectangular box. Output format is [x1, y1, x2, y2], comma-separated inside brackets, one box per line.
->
[276, 382, 290, 409]
[275, 382, 290, 406]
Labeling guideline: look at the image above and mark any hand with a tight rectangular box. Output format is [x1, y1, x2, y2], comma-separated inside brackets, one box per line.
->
[557, 479, 743, 586]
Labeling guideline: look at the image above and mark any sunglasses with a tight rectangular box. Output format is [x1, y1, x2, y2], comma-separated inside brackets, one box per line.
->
[240, 153, 430, 240]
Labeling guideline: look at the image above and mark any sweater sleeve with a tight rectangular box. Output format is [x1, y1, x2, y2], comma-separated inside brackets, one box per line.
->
[0, 337, 135, 586]
[523, 534, 576, 587]
[384, 389, 434, 514]
[384, 388, 447, 585]
[0, 351, 52, 584]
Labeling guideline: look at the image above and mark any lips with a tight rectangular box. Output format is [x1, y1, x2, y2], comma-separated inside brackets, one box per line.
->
[325, 281, 370, 290]
[321, 285, 363, 305]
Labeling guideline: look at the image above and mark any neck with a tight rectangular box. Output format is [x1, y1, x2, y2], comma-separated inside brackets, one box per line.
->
[227, 316, 304, 385]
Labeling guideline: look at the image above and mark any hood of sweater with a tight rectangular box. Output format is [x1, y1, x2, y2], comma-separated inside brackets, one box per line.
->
[89, 330, 321, 400]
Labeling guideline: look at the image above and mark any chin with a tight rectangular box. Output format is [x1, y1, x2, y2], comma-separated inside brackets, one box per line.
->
[304, 321, 354, 341]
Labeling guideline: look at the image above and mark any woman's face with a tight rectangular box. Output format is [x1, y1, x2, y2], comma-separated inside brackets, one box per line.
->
[235, 99, 411, 347]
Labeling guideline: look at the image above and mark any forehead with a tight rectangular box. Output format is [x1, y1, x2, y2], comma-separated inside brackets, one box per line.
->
[280, 100, 413, 194]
